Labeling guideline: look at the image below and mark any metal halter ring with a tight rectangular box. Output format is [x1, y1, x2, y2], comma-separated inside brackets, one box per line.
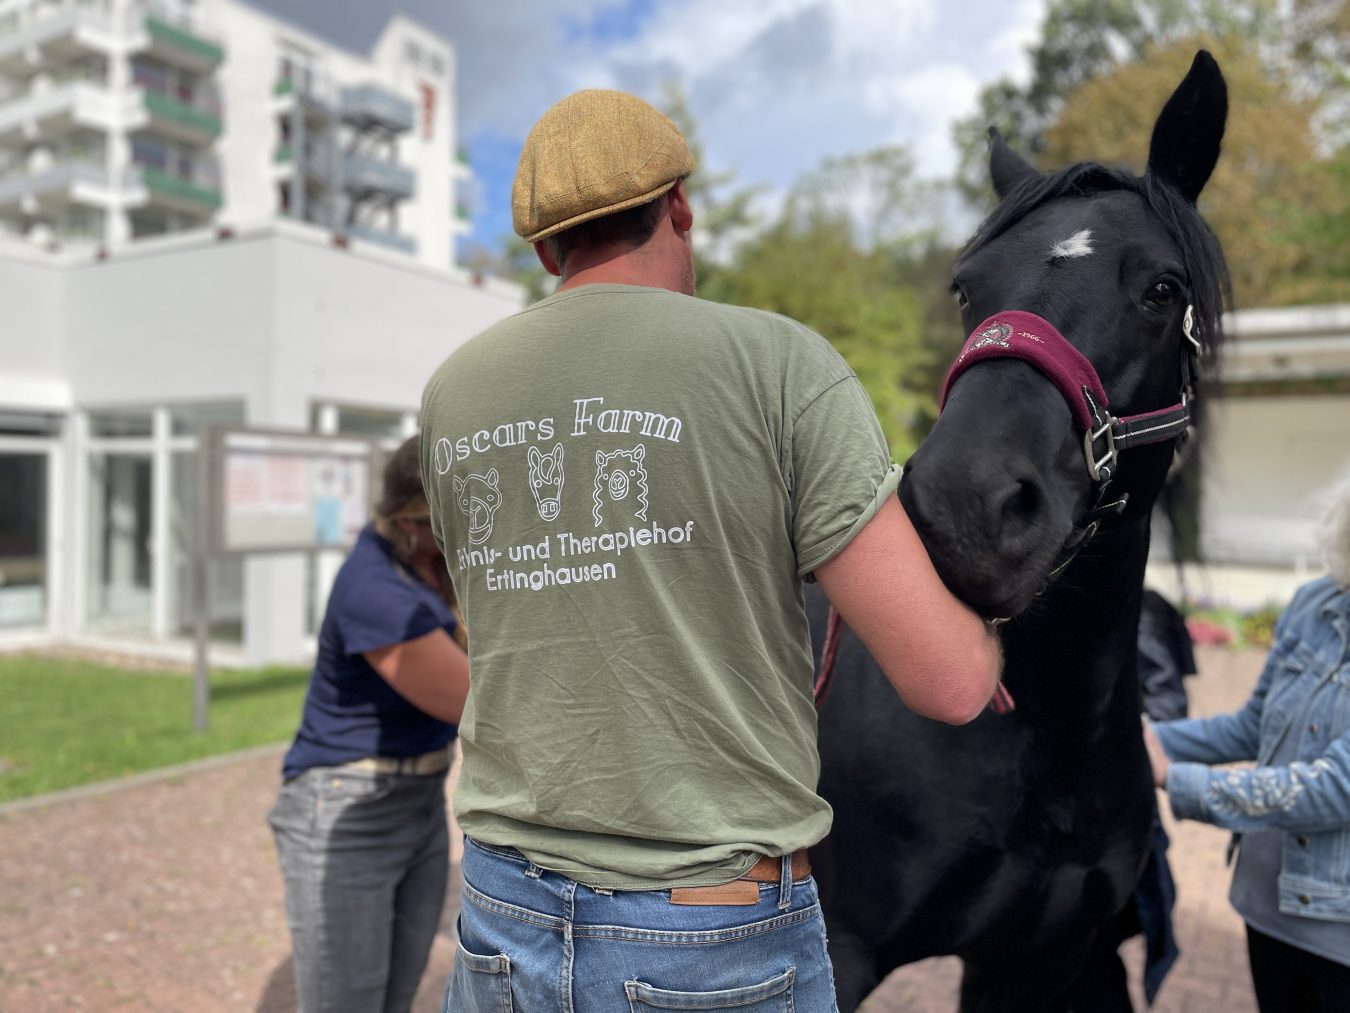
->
[1083, 417, 1117, 483]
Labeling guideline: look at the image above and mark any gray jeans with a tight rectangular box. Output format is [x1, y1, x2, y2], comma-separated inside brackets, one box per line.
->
[268, 766, 450, 1013]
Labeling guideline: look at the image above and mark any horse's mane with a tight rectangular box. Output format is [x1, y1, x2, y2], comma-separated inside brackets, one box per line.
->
[962, 162, 1231, 359]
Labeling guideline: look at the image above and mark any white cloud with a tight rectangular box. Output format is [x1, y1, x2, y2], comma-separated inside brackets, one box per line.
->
[248, 0, 1052, 245]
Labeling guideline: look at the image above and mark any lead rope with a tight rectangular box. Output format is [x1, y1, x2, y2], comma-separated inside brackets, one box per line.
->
[814, 606, 1016, 715]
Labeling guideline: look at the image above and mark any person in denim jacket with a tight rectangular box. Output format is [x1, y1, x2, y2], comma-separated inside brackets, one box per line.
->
[1143, 480, 1350, 1013]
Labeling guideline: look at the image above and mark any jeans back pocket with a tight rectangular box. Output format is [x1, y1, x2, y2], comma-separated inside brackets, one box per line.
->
[445, 939, 513, 1012]
[625, 967, 794, 1011]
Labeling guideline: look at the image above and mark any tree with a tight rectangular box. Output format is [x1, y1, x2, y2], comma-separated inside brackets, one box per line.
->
[702, 150, 943, 459]
[657, 84, 763, 292]
[952, 0, 1332, 208]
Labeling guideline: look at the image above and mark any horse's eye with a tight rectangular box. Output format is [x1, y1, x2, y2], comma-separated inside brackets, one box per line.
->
[1146, 279, 1179, 307]
[951, 283, 970, 312]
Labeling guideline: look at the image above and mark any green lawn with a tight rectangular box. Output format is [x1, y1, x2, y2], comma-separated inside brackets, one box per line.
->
[0, 654, 309, 802]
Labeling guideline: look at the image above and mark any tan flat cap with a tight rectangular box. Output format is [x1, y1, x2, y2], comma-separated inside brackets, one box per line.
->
[513, 89, 694, 243]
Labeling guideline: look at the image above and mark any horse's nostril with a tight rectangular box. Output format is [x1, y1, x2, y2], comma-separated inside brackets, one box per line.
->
[1000, 478, 1043, 528]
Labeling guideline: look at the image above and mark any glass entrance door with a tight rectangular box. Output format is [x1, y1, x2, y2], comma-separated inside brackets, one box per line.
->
[87, 451, 153, 634]
[0, 452, 48, 628]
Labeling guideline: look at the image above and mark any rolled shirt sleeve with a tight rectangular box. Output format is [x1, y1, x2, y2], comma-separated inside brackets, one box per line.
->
[788, 375, 900, 576]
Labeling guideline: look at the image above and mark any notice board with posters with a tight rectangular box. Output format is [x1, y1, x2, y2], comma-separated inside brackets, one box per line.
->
[205, 428, 379, 555]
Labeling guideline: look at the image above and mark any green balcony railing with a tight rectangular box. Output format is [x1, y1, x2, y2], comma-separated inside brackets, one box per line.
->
[274, 144, 292, 163]
[273, 77, 295, 97]
[143, 89, 221, 137]
[145, 15, 224, 67]
[141, 166, 222, 209]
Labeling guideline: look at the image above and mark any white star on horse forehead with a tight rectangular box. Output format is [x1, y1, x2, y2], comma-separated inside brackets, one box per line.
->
[1049, 229, 1095, 260]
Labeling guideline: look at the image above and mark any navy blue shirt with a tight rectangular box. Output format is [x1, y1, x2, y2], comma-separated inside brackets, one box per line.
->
[282, 524, 459, 780]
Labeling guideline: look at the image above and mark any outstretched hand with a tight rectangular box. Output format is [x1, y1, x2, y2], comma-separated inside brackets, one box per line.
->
[1142, 720, 1171, 789]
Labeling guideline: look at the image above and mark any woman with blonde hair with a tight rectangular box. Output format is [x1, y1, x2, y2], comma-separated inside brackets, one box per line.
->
[1144, 476, 1350, 1012]
[268, 434, 469, 1013]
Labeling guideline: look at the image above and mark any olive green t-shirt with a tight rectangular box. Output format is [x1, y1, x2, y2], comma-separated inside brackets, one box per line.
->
[420, 284, 899, 889]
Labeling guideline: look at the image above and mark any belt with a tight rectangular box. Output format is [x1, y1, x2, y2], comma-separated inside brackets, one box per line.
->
[338, 746, 452, 777]
[668, 849, 811, 907]
[740, 848, 811, 883]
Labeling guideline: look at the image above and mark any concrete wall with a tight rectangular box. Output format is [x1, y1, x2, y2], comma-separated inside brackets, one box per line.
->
[213, 1, 280, 227]
[0, 249, 65, 404]
[1201, 394, 1350, 568]
[268, 228, 520, 421]
[61, 232, 275, 410]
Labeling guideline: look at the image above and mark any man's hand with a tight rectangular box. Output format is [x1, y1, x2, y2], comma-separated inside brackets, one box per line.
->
[1142, 719, 1171, 789]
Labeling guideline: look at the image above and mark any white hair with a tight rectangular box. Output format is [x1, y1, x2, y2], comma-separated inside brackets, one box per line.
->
[1316, 475, 1350, 589]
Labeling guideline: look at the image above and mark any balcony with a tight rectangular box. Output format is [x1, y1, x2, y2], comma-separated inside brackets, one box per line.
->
[0, 78, 139, 146]
[0, 3, 121, 76]
[343, 151, 414, 201]
[452, 146, 473, 180]
[345, 223, 416, 255]
[0, 158, 113, 209]
[140, 87, 221, 144]
[136, 161, 220, 214]
[340, 84, 414, 134]
[143, 13, 223, 73]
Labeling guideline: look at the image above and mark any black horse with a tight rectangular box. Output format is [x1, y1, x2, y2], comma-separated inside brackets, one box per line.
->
[809, 52, 1230, 1012]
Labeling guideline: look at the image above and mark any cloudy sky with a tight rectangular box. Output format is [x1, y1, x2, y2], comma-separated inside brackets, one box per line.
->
[248, 0, 1049, 254]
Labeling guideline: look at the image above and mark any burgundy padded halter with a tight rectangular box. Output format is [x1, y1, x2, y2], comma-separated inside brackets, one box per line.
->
[940, 310, 1194, 485]
[940, 311, 1107, 432]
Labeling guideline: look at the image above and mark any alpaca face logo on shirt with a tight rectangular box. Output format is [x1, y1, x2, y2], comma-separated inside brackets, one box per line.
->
[593, 445, 649, 527]
[527, 443, 565, 522]
[453, 469, 501, 545]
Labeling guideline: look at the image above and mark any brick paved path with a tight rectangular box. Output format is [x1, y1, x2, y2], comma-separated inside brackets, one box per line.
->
[0, 646, 1263, 1012]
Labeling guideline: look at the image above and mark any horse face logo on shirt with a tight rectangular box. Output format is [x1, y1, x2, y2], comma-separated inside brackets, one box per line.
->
[593, 445, 648, 527]
[453, 469, 501, 545]
[527, 443, 565, 522]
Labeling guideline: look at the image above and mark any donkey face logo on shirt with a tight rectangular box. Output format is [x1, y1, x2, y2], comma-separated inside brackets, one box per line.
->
[453, 469, 501, 545]
[527, 443, 565, 522]
[593, 445, 648, 527]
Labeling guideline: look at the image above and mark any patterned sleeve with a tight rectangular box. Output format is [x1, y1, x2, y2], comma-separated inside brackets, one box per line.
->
[1166, 730, 1350, 833]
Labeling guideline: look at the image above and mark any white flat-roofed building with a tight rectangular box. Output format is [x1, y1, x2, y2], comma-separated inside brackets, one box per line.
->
[0, 1, 522, 665]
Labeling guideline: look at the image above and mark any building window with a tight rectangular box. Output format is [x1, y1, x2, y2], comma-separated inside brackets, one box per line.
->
[169, 401, 245, 436]
[90, 410, 153, 438]
[429, 53, 445, 76]
[0, 451, 48, 629]
[404, 38, 422, 65]
[86, 451, 154, 635]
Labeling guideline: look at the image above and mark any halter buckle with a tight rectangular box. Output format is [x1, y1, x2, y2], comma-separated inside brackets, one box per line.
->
[1083, 418, 1117, 483]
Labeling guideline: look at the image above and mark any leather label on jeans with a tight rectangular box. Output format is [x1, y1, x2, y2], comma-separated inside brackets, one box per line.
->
[668, 880, 761, 906]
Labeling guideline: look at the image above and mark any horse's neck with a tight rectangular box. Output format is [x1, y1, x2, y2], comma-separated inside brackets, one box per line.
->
[1006, 513, 1151, 729]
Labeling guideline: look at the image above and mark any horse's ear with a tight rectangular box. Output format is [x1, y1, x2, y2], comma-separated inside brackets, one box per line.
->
[1146, 50, 1227, 204]
[988, 127, 1038, 200]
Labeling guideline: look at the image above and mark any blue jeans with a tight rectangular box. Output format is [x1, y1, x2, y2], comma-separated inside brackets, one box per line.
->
[268, 767, 450, 1013]
[446, 837, 838, 1011]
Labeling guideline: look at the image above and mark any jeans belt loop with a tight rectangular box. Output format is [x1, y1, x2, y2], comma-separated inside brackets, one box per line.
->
[777, 853, 792, 911]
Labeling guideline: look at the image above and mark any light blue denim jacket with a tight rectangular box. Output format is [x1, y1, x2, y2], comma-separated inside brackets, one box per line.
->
[1154, 575, 1350, 922]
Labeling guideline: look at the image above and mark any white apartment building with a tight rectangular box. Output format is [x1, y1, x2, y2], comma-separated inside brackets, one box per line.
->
[0, 0, 473, 269]
[0, 0, 525, 666]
